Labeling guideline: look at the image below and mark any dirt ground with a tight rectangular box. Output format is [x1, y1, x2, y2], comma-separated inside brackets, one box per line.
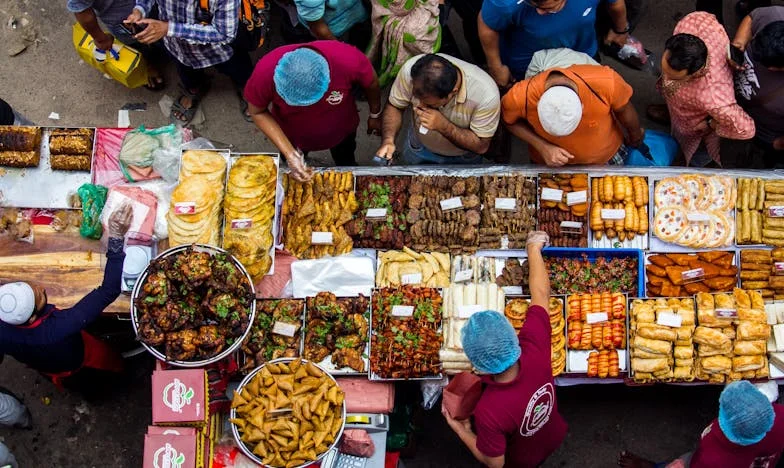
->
[0, 0, 773, 466]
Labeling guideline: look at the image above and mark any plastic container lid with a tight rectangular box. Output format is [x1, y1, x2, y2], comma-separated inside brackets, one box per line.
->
[124, 246, 149, 276]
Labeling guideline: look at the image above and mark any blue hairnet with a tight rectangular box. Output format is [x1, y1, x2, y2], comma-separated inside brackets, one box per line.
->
[719, 380, 775, 446]
[461, 311, 521, 374]
[274, 48, 330, 107]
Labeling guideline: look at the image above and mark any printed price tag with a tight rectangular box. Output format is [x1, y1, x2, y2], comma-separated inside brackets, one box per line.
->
[458, 304, 484, 319]
[495, 198, 517, 211]
[769, 206, 784, 218]
[401, 273, 423, 285]
[686, 212, 710, 222]
[657, 312, 683, 328]
[311, 231, 333, 245]
[230, 218, 253, 230]
[366, 208, 388, 219]
[174, 202, 196, 215]
[454, 269, 473, 283]
[601, 209, 626, 220]
[775, 262, 784, 275]
[566, 190, 587, 206]
[272, 321, 298, 337]
[541, 188, 563, 202]
[560, 221, 583, 233]
[502, 286, 523, 295]
[440, 197, 463, 211]
[715, 309, 738, 319]
[392, 305, 414, 317]
[586, 312, 609, 324]
[681, 268, 704, 283]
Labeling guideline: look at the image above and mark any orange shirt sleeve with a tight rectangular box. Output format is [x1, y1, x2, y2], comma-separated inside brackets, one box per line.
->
[501, 80, 530, 125]
[608, 69, 634, 111]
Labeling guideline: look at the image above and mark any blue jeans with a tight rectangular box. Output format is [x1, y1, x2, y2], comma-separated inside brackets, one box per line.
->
[399, 126, 486, 165]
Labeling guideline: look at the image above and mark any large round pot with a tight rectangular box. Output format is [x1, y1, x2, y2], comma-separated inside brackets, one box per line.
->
[130, 244, 256, 367]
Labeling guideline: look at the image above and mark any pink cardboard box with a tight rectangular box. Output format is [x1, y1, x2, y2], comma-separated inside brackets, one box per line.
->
[143, 433, 197, 468]
[152, 369, 207, 425]
[147, 426, 197, 436]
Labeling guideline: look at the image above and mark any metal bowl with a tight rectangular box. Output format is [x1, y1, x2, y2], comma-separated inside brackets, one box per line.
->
[230, 358, 347, 467]
[130, 244, 256, 368]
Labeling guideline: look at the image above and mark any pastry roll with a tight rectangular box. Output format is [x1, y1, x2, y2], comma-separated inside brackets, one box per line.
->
[675, 339, 693, 347]
[673, 366, 694, 380]
[634, 371, 653, 382]
[697, 343, 733, 356]
[653, 368, 674, 380]
[722, 327, 736, 340]
[674, 346, 694, 359]
[636, 324, 678, 342]
[697, 292, 714, 310]
[677, 308, 696, 326]
[750, 290, 765, 310]
[756, 362, 770, 379]
[701, 355, 732, 373]
[732, 355, 765, 372]
[733, 288, 751, 309]
[698, 309, 733, 328]
[675, 358, 694, 368]
[715, 294, 735, 309]
[736, 321, 771, 341]
[632, 357, 669, 373]
[635, 307, 655, 324]
[733, 340, 767, 356]
[633, 349, 667, 359]
[676, 326, 694, 341]
[741, 370, 757, 379]
[693, 327, 731, 348]
[738, 308, 767, 324]
[633, 336, 672, 355]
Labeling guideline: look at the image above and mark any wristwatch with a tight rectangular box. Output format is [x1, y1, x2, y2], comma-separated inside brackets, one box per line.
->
[613, 24, 630, 34]
[369, 110, 383, 119]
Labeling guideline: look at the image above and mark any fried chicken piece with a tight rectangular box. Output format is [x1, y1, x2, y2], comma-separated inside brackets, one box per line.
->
[333, 348, 365, 372]
[151, 302, 191, 332]
[193, 325, 226, 357]
[142, 271, 170, 298]
[138, 321, 165, 346]
[304, 344, 331, 363]
[179, 251, 212, 286]
[165, 329, 198, 361]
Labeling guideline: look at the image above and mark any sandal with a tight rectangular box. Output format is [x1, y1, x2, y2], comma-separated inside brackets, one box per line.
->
[170, 87, 203, 125]
[144, 75, 166, 92]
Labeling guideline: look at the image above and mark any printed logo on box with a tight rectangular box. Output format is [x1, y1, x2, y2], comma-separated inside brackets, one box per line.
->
[174, 202, 196, 215]
[153, 443, 186, 468]
[163, 378, 195, 414]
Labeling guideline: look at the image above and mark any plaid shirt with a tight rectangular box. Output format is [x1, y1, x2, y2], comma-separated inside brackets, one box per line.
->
[134, 0, 239, 69]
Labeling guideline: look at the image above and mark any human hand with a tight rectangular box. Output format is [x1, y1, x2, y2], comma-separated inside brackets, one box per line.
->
[125, 9, 143, 24]
[625, 127, 645, 148]
[415, 106, 448, 133]
[488, 63, 514, 89]
[773, 136, 784, 151]
[108, 203, 133, 238]
[94, 32, 114, 52]
[539, 144, 574, 167]
[604, 29, 629, 47]
[286, 150, 314, 182]
[375, 141, 396, 160]
[441, 404, 471, 433]
[367, 116, 382, 136]
[134, 18, 168, 44]
[526, 231, 549, 251]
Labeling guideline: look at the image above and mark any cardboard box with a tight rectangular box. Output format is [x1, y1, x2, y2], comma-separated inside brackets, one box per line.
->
[147, 426, 197, 436]
[143, 433, 197, 468]
[152, 369, 207, 426]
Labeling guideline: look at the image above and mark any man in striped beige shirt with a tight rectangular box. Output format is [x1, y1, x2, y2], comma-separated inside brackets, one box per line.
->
[376, 54, 500, 165]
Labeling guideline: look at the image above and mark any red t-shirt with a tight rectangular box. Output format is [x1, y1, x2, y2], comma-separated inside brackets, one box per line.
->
[690, 404, 784, 468]
[473, 305, 568, 467]
[243, 41, 375, 152]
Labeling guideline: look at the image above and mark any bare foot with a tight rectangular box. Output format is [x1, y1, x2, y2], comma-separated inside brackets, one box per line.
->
[618, 451, 656, 468]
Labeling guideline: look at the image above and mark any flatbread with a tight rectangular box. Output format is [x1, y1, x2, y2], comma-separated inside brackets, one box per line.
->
[181, 150, 227, 175]
[706, 211, 732, 248]
[707, 176, 734, 212]
[654, 178, 689, 208]
[653, 206, 688, 241]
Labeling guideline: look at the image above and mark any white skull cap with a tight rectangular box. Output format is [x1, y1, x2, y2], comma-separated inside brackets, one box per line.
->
[0, 282, 35, 325]
[537, 85, 583, 137]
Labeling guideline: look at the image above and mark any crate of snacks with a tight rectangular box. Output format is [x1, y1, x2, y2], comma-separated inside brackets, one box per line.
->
[645, 251, 738, 297]
[238, 299, 304, 374]
[303, 292, 370, 375]
[564, 292, 628, 378]
[589, 175, 649, 249]
[503, 296, 566, 377]
[543, 248, 644, 297]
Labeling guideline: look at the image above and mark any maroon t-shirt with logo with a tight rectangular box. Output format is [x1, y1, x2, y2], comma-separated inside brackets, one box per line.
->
[473, 305, 568, 467]
[244, 40, 375, 152]
[690, 404, 784, 468]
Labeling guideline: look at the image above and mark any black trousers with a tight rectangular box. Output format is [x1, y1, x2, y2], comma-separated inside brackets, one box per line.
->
[329, 131, 358, 166]
[439, 0, 486, 65]
[174, 46, 254, 92]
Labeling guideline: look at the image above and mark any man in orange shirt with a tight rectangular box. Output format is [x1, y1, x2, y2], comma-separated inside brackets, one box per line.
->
[501, 63, 645, 166]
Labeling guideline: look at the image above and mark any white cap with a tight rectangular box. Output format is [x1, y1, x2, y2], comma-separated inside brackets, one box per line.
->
[537, 86, 583, 137]
[0, 282, 35, 325]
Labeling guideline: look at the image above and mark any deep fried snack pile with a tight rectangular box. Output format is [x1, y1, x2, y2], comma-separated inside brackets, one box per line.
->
[0, 125, 41, 167]
[630, 298, 695, 382]
[736, 177, 764, 244]
[135, 247, 253, 361]
[479, 175, 536, 249]
[167, 150, 227, 246]
[503, 298, 565, 376]
[371, 287, 443, 379]
[282, 171, 358, 259]
[762, 180, 784, 247]
[346, 176, 410, 249]
[567, 293, 626, 354]
[547, 254, 638, 295]
[223, 156, 277, 280]
[407, 175, 481, 254]
[590, 175, 648, 247]
[375, 248, 450, 287]
[537, 173, 588, 247]
[241, 299, 303, 373]
[304, 292, 369, 373]
[738, 249, 784, 299]
[231, 359, 344, 467]
[646, 252, 737, 297]
[49, 128, 94, 171]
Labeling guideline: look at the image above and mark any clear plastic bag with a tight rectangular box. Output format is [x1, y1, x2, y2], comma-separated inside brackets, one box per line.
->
[119, 124, 182, 182]
[605, 36, 659, 75]
[420, 376, 449, 410]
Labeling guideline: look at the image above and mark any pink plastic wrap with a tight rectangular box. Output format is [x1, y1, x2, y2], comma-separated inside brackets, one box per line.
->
[255, 251, 295, 297]
[340, 429, 375, 457]
[92, 128, 132, 189]
[335, 378, 395, 414]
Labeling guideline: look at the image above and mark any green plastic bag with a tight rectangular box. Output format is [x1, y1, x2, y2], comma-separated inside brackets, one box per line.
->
[77, 183, 108, 239]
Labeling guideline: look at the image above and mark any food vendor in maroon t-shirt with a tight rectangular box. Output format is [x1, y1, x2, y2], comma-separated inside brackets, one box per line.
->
[442, 230, 568, 468]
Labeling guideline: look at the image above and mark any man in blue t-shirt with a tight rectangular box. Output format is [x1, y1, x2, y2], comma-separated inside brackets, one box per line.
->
[478, 0, 630, 88]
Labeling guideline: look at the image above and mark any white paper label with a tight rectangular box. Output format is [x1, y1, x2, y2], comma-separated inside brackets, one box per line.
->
[502, 286, 523, 295]
[560, 221, 582, 230]
[401, 273, 422, 285]
[311, 231, 333, 244]
[566, 190, 587, 206]
[440, 197, 463, 211]
[541, 188, 563, 202]
[495, 198, 516, 211]
[775, 262, 784, 275]
[457, 304, 483, 318]
[686, 212, 710, 222]
[601, 209, 626, 220]
[454, 269, 473, 283]
[230, 218, 252, 230]
[657, 312, 683, 328]
[681, 268, 704, 281]
[586, 312, 609, 324]
[391, 305, 414, 317]
[715, 308, 738, 319]
[272, 321, 298, 337]
[769, 206, 784, 218]
[365, 208, 388, 218]
[174, 202, 196, 215]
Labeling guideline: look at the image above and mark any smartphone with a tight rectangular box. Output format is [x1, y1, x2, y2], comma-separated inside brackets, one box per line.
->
[728, 44, 745, 65]
[121, 22, 146, 35]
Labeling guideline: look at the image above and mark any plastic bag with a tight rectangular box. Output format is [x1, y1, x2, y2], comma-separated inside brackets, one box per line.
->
[77, 183, 108, 239]
[625, 130, 679, 167]
[420, 375, 449, 410]
[605, 36, 659, 75]
[119, 125, 181, 182]
[134, 179, 177, 239]
[442, 372, 482, 420]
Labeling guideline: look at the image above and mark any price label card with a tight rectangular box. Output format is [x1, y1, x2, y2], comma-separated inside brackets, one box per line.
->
[715, 308, 738, 319]
[566, 190, 587, 206]
[601, 209, 626, 220]
[502, 286, 523, 295]
[174, 202, 196, 215]
[769, 206, 784, 218]
[541, 188, 563, 202]
[657, 312, 683, 328]
[366, 208, 388, 219]
[495, 198, 516, 211]
[401, 273, 423, 285]
[392, 305, 414, 317]
[775, 262, 784, 275]
[230, 218, 253, 230]
[454, 269, 473, 283]
[686, 212, 710, 222]
[560, 221, 583, 232]
[440, 197, 463, 211]
[586, 312, 609, 324]
[311, 231, 333, 245]
[681, 268, 704, 283]
[457, 304, 484, 319]
[272, 321, 298, 337]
